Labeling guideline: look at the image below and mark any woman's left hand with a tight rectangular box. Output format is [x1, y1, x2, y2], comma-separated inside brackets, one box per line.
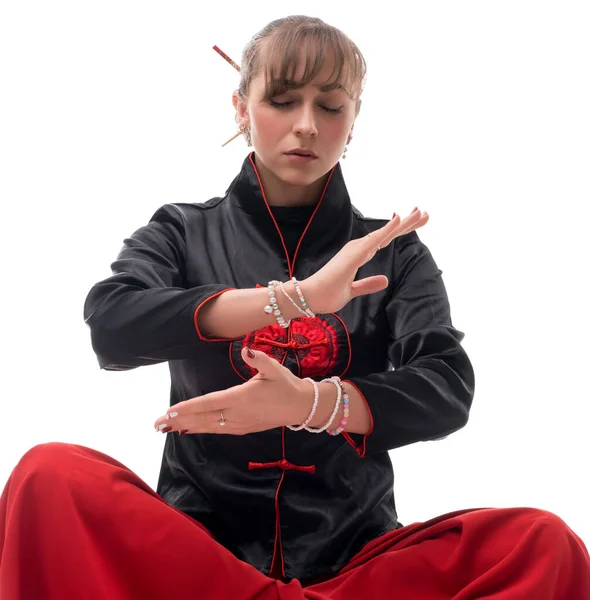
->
[153, 347, 311, 435]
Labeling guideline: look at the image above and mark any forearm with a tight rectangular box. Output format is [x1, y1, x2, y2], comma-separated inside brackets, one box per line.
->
[197, 281, 307, 339]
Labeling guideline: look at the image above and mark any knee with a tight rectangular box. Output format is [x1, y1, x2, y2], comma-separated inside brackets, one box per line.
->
[523, 507, 572, 534]
[519, 507, 587, 559]
[13, 442, 83, 483]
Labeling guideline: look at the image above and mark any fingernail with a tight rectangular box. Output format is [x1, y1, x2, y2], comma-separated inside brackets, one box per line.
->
[392, 212, 396, 218]
[167, 411, 178, 420]
[179, 429, 189, 436]
[157, 423, 170, 432]
[246, 347, 256, 358]
[412, 207, 418, 213]
[160, 426, 173, 434]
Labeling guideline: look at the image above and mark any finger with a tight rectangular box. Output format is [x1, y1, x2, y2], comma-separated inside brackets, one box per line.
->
[381, 211, 429, 247]
[350, 275, 389, 299]
[241, 346, 288, 381]
[365, 213, 401, 250]
[155, 412, 187, 431]
[395, 209, 428, 235]
[153, 391, 232, 431]
[188, 409, 232, 434]
[155, 409, 230, 435]
[376, 210, 428, 249]
[365, 209, 423, 252]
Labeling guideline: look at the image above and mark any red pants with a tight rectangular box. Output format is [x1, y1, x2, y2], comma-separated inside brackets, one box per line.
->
[1, 443, 589, 600]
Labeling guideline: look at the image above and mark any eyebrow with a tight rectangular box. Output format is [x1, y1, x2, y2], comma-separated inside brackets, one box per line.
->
[283, 79, 343, 92]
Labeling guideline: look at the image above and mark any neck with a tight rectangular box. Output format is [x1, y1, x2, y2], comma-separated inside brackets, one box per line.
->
[253, 154, 328, 207]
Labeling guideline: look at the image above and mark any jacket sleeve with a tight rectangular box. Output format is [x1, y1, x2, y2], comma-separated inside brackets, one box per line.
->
[83, 204, 236, 371]
[343, 230, 475, 456]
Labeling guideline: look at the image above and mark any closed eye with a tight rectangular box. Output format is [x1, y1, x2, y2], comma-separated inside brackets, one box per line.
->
[269, 100, 342, 115]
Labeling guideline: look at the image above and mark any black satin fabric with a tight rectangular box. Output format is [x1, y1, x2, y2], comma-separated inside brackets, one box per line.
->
[83, 152, 475, 581]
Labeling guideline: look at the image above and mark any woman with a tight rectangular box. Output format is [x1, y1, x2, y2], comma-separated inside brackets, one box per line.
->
[1, 15, 589, 600]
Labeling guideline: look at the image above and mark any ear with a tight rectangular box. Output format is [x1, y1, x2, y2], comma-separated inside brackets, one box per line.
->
[232, 90, 250, 127]
[348, 114, 357, 144]
[347, 125, 355, 145]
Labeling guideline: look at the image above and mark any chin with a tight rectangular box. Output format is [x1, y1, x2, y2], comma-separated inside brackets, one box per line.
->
[277, 169, 320, 187]
[255, 152, 331, 186]
[278, 162, 330, 185]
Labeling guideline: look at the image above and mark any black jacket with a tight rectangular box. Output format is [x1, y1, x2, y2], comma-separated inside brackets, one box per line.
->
[83, 152, 475, 581]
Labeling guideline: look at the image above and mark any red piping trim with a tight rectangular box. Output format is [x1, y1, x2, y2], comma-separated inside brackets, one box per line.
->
[279, 423, 287, 577]
[332, 312, 352, 378]
[193, 288, 239, 342]
[228, 342, 248, 382]
[247, 152, 336, 278]
[291, 167, 336, 274]
[247, 152, 336, 580]
[341, 379, 374, 458]
[269, 471, 286, 576]
[248, 154, 293, 275]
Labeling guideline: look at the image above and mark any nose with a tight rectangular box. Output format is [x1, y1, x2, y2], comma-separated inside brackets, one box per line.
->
[293, 104, 318, 138]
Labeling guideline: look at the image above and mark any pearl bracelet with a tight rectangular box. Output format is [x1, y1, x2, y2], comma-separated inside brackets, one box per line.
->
[288, 378, 319, 431]
[328, 378, 350, 436]
[264, 280, 290, 328]
[304, 376, 342, 434]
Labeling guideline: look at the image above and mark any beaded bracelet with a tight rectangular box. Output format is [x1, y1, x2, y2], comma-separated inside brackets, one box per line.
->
[278, 281, 308, 317]
[328, 378, 350, 436]
[292, 277, 315, 317]
[288, 378, 319, 431]
[264, 280, 290, 328]
[304, 376, 342, 434]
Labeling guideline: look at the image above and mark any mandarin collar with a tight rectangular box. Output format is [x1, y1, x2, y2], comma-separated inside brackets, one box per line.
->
[225, 152, 353, 273]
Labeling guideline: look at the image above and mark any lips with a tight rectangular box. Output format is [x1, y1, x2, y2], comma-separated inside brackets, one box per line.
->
[285, 149, 318, 158]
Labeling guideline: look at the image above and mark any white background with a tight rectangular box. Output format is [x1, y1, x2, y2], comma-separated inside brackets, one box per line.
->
[1, 1, 588, 548]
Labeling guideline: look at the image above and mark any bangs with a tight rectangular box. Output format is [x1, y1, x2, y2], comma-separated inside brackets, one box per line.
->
[259, 27, 365, 101]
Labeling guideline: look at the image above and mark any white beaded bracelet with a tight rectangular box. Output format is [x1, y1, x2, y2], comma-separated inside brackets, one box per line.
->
[304, 376, 342, 434]
[292, 277, 315, 317]
[288, 378, 319, 431]
[264, 280, 290, 328]
[278, 281, 308, 317]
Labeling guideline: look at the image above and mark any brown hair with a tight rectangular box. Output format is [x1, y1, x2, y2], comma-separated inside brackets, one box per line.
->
[237, 16, 367, 116]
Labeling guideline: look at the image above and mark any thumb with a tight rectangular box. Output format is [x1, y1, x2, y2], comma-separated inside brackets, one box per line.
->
[241, 346, 287, 380]
[350, 275, 389, 299]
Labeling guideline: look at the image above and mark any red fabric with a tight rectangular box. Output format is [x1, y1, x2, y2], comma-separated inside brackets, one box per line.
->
[1, 443, 589, 600]
[243, 317, 340, 379]
[235, 315, 344, 381]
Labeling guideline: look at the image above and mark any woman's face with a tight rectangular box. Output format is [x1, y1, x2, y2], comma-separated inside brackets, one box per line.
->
[233, 50, 357, 190]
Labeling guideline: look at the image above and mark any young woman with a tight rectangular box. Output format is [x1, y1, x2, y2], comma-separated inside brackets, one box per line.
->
[1, 15, 589, 600]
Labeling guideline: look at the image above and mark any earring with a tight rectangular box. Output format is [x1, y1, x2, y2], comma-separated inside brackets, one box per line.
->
[342, 134, 352, 159]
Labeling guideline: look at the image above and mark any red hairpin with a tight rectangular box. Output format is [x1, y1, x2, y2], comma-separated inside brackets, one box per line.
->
[213, 45, 245, 147]
[213, 45, 240, 72]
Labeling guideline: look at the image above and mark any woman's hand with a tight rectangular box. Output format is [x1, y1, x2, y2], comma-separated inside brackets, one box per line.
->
[153, 347, 312, 435]
[301, 208, 429, 314]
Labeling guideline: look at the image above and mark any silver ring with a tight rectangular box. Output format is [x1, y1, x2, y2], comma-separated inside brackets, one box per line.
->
[377, 243, 381, 250]
[219, 411, 226, 426]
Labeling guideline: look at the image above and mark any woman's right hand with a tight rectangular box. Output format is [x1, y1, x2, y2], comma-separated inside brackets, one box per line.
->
[301, 208, 429, 315]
